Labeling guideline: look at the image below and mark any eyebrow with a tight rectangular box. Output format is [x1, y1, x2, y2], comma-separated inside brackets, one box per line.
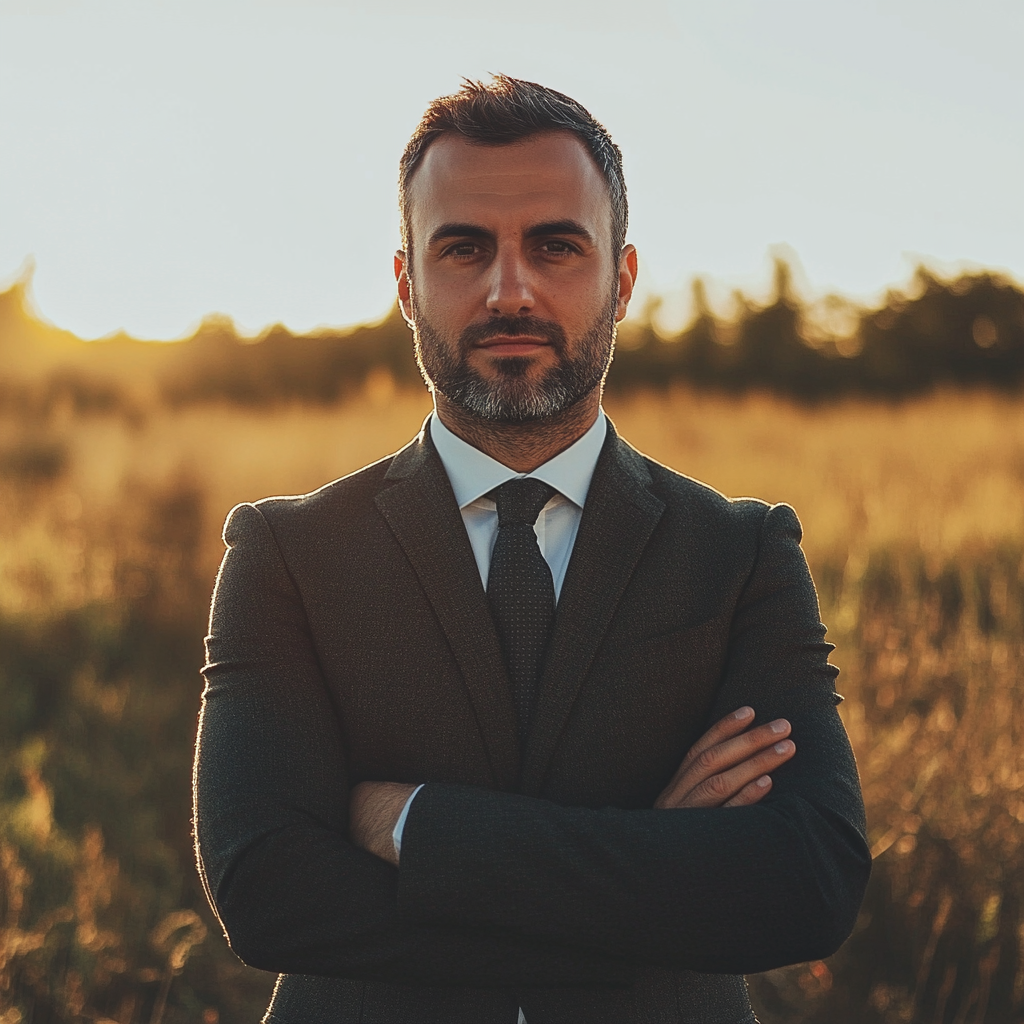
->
[524, 220, 595, 245]
[426, 219, 596, 248]
[427, 223, 493, 247]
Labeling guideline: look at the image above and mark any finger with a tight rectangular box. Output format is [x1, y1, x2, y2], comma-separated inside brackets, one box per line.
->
[680, 739, 796, 809]
[658, 718, 790, 807]
[673, 707, 756, 778]
[655, 708, 756, 807]
[723, 775, 773, 808]
[694, 719, 792, 777]
[714, 741, 794, 803]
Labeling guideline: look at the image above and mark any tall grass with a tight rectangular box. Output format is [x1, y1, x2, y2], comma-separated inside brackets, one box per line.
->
[1, 387, 1022, 1022]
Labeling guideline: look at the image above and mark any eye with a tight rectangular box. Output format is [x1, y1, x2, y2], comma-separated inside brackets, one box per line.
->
[540, 240, 576, 256]
[445, 242, 481, 259]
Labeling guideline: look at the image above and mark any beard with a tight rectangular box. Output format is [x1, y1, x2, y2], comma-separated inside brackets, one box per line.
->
[412, 301, 618, 424]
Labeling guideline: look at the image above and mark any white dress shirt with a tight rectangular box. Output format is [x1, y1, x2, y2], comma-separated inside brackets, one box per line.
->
[391, 410, 608, 854]
[430, 409, 607, 599]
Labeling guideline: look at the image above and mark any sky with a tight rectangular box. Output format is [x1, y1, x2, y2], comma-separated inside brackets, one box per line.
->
[0, 0, 1022, 340]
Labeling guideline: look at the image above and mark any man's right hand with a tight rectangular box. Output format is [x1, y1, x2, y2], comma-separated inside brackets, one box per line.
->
[654, 707, 795, 810]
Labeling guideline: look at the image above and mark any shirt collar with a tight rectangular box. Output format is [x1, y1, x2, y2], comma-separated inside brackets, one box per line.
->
[429, 409, 607, 511]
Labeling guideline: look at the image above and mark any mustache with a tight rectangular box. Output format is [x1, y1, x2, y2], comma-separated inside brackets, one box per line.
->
[459, 315, 567, 351]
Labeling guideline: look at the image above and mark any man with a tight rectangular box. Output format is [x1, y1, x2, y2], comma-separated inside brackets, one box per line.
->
[194, 77, 870, 1024]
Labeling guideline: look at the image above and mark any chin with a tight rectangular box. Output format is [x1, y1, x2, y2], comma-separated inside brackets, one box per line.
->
[451, 377, 585, 424]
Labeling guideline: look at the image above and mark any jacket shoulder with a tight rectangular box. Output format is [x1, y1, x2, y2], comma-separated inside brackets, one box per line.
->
[622, 442, 802, 549]
[637, 447, 765, 517]
[221, 446, 404, 542]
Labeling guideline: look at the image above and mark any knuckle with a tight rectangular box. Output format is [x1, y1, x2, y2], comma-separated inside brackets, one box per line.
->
[694, 747, 720, 775]
[700, 774, 729, 800]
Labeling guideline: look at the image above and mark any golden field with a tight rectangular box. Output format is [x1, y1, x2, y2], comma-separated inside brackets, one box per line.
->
[1, 386, 1022, 1023]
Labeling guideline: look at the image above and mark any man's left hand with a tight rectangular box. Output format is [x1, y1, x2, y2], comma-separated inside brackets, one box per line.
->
[349, 781, 418, 866]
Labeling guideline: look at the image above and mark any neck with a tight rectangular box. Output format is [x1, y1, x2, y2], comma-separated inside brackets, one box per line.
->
[434, 390, 601, 473]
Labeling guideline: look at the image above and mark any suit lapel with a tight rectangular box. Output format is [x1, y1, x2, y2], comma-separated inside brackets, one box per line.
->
[374, 427, 520, 790]
[520, 423, 666, 795]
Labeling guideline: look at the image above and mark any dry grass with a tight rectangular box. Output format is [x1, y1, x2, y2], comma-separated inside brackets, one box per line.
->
[1, 386, 1023, 1022]
[5, 385, 1022, 602]
[608, 387, 1024, 562]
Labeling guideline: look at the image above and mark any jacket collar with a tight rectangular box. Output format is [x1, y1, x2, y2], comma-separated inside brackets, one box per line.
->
[376, 421, 520, 790]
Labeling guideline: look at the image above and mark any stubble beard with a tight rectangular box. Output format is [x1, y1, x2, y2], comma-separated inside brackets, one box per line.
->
[412, 300, 618, 424]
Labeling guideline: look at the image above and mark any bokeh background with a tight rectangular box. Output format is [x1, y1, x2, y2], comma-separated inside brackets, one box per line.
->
[2, 2, 1023, 1022]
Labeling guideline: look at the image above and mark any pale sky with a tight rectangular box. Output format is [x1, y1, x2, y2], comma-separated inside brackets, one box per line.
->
[1, 0, 1022, 339]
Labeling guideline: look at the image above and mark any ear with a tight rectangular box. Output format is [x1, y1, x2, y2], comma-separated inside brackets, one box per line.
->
[615, 244, 638, 323]
[395, 250, 414, 326]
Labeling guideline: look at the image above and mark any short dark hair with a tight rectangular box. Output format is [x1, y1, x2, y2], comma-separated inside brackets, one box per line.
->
[399, 75, 627, 262]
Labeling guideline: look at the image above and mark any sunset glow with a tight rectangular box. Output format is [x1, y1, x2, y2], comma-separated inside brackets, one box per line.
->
[1, 0, 1022, 338]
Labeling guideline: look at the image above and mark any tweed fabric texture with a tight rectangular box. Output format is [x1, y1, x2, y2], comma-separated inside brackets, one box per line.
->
[487, 479, 557, 746]
[193, 420, 869, 1023]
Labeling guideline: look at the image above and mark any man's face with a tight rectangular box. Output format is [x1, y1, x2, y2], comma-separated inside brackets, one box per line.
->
[397, 131, 636, 422]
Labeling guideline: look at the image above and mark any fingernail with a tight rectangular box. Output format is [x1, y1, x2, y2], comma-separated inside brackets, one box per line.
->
[756, 776, 771, 788]
[734, 707, 754, 720]
[774, 740, 793, 755]
[770, 720, 788, 734]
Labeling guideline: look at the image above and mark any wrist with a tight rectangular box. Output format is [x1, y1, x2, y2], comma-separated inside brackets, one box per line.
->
[349, 781, 418, 866]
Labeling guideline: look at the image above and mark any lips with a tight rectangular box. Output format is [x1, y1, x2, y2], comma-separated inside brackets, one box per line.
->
[460, 316, 566, 356]
[474, 336, 551, 356]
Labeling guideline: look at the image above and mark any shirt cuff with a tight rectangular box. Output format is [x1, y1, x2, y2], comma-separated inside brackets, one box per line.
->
[392, 784, 425, 856]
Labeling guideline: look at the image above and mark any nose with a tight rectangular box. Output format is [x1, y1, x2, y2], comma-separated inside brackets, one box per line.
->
[485, 249, 535, 316]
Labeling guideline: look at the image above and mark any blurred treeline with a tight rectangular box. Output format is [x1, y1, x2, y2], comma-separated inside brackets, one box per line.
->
[2, 259, 1023, 411]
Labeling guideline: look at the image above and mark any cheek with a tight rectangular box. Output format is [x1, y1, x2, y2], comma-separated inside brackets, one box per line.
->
[551, 282, 615, 332]
[548, 262, 617, 310]
[411, 293, 470, 352]
[410, 274, 477, 326]
[412, 295, 458, 339]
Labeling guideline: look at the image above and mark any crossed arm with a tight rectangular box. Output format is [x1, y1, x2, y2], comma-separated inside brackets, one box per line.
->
[350, 706, 798, 866]
[195, 500, 870, 983]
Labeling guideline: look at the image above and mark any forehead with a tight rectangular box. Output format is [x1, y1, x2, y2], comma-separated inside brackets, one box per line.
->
[406, 131, 612, 242]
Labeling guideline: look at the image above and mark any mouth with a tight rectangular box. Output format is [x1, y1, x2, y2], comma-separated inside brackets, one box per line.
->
[473, 336, 552, 357]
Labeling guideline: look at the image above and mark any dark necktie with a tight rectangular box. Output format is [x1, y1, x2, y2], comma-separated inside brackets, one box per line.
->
[487, 478, 557, 747]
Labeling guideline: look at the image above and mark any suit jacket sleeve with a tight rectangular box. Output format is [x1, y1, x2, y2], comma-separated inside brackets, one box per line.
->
[395, 502, 871, 976]
[193, 501, 634, 986]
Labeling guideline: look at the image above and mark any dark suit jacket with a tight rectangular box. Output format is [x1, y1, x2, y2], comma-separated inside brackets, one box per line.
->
[193, 420, 870, 1024]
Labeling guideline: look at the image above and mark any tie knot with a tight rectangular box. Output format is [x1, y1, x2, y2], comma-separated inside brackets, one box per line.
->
[491, 478, 556, 527]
